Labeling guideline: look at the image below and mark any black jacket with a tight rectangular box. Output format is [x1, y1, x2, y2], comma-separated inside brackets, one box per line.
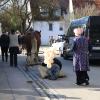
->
[0, 34, 10, 47]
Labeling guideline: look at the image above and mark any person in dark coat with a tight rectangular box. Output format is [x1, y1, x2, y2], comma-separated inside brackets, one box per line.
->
[73, 28, 90, 85]
[0, 32, 10, 62]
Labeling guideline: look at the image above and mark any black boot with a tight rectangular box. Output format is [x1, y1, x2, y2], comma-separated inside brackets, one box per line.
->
[85, 80, 89, 85]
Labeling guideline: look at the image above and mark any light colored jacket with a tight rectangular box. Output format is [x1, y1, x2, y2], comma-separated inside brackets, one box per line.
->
[9, 34, 19, 47]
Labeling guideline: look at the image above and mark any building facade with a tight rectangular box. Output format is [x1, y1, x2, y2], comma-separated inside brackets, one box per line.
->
[32, 0, 100, 45]
[33, 21, 64, 45]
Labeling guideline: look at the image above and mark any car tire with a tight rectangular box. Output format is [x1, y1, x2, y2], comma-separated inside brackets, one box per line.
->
[63, 55, 69, 60]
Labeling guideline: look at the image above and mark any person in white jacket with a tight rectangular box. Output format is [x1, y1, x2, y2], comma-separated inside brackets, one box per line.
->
[9, 29, 19, 67]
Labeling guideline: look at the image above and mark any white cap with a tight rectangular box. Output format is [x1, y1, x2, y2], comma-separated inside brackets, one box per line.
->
[73, 28, 83, 36]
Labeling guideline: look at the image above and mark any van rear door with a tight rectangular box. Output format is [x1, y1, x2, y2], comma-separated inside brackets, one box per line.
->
[89, 16, 100, 48]
[88, 16, 100, 59]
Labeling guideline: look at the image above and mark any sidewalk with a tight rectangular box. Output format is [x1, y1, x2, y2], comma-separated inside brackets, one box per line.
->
[0, 59, 49, 100]
[0, 47, 100, 100]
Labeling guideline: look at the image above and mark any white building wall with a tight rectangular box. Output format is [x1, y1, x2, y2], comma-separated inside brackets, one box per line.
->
[33, 21, 64, 45]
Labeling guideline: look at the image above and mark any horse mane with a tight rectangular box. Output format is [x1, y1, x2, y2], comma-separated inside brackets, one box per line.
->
[34, 30, 41, 37]
[33, 30, 41, 52]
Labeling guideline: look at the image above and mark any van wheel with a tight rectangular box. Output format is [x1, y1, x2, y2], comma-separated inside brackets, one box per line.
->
[63, 56, 68, 60]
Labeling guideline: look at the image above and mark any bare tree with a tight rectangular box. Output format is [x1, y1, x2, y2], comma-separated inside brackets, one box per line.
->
[0, 0, 32, 33]
[29, 0, 60, 20]
[74, 3, 99, 19]
[0, 0, 10, 8]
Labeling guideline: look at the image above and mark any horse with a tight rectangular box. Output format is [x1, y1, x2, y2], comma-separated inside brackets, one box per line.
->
[33, 31, 41, 57]
[22, 30, 41, 66]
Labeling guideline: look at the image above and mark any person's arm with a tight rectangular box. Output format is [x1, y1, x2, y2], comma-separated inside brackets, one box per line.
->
[67, 40, 76, 52]
[53, 58, 62, 70]
[0, 35, 3, 46]
[7, 36, 10, 47]
[72, 41, 77, 51]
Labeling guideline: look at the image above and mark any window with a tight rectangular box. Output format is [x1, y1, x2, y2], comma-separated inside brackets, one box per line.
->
[49, 23, 53, 31]
[59, 23, 63, 31]
[59, 27, 63, 31]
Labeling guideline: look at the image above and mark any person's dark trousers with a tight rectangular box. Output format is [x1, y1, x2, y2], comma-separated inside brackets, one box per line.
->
[79, 71, 89, 82]
[10, 53, 13, 66]
[10, 53, 17, 67]
[1, 48, 4, 62]
[76, 71, 81, 85]
[76, 71, 89, 85]
[76, 71, 85, 85]
[14, 53, 17, 67]
[1, 47, 9, 62]
[82, 71, 89, 81]
[9, 47, 18, 67]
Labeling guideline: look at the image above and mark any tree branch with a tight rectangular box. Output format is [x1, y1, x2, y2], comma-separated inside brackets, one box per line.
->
[0, 0, 10, 7]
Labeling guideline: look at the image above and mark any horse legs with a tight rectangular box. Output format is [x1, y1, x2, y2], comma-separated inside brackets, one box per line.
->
[36, 45, 40, 59]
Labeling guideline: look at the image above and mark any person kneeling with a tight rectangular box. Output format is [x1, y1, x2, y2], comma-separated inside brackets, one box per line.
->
[38, 47, 65, 80]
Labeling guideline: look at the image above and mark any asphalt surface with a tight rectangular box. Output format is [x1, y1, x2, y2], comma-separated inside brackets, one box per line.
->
[0, 57, 51, 100]
[0, 46, 100, 100]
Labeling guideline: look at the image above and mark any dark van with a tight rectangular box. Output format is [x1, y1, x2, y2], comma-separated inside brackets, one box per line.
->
[63, 16, 100, 60]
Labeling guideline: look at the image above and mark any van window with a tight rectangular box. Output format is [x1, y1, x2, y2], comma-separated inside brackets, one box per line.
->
[67, 24, 82, 37]
[66, 17, 89, 37]
[90, 25, 100, 39]
[67, 26, 74, 36]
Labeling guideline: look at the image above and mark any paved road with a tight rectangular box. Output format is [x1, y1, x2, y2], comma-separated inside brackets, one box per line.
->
[20, 47, 100, 100]
[38, 47, 100, 100]
[42, 57, 100, 100]
[0, 46, 100, 100]
[0, 55, 50, 100]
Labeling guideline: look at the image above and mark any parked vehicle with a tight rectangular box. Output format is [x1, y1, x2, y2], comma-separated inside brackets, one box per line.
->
[51, 35, 65, 55]
[62, 16, 100, 60]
